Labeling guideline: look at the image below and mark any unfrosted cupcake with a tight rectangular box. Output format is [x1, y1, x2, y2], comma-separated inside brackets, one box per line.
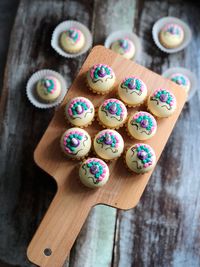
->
[147, 89, 177, 118]
[79, 158, 110, 188]
[125, 143, 156, 174]
[98, 98, 127, 129]
[159, 23, 184, 49]
[36, 76, 61, 102]
[127, 111, 157, 140]
[93, 129, 124, 161]
[60, 128, 91, 160]
[118, 77, 147, 106]
[86, 64, 116, 94]
[60, 28, 85, 53]
[110, 38, 135, 59]
[169, 73, 191, 93]
[65, 97, 95, 127]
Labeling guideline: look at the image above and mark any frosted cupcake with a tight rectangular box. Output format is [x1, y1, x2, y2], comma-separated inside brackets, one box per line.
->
[110, 38, 135, 59]
[98, 98, 127, 129]
[60, 28, 85, 53]
[159, 23, 184, 49]
[36, 76, 61, 102]
[169, 73, 191, 93]
[65, 97, 95, 127]
[118, 77, 147, 106]
[60, 128, 91, 160]
[79, 158, 110, 188]
[86, 64, 116, 94]
[93, 129, 124, 161]
[125, 143, 156, 174]
[147, 89, 177, 118]
[127, 111, 157, 140]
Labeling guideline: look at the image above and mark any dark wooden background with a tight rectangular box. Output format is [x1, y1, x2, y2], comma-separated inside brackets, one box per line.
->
[0, 1, 200, 267]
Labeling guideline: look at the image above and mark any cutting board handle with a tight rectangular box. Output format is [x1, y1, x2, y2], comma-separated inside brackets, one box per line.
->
[27, 189, 92, 267]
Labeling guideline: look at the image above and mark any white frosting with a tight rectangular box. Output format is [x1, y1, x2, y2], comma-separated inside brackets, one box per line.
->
[147, 89, 177, 118]
[118, 77, 147, 106]
[60, 30, 85, 53]
[79, 158, 109, 188]
[110, 39, 135, 59]
[65, 97, 95, 127]
[93, 129, 124, 160]
[126, 144, 156, 173]
[127, 111, 157, 140]
[60, 127, 91, 159]
[36, 76, 61, 102]
[98, 98, 127, 128]
[86, 66, 116, 94]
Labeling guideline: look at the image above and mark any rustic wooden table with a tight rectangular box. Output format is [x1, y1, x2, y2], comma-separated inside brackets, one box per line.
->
[0, 1, 200, 267]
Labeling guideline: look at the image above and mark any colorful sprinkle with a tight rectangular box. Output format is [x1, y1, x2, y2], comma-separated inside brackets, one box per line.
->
[65, 28, 81, 43]
[85, 158, 107, 182]
[131, 111, 156, 133]
[96, 131, 119, 148]
[131, 144, 154, 168]
[63, 130, 84, 154]
[90, 64, 113, 80]
[41, 77, 57, 94]
[151, 89, 176, 107]
[102, 99, 126, 118]
[68, 98, 91, 117]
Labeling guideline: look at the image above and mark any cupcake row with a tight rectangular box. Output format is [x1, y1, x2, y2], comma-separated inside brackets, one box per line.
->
[60, 127, 156, 189]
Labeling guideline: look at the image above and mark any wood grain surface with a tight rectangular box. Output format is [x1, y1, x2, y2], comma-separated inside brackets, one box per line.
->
[0, 1, 200, 267]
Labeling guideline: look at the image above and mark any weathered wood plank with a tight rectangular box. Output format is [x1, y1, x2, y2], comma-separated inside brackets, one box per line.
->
[0, 0, 94, 266]
[113, 1, 200, 267]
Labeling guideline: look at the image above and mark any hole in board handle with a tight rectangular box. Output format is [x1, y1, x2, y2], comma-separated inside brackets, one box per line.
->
[44, 248, 52, 256]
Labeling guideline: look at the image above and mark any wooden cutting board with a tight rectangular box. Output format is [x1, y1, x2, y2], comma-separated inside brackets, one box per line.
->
[27, 45, 186, 267]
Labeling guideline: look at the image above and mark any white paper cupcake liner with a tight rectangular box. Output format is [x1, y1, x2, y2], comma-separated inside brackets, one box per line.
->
[162, 67, 197, 101]
[51, 20, 93, 58]
[104, 30, 142, 62]
[26, 69, 68, 109]
[152, 17, 192, 54]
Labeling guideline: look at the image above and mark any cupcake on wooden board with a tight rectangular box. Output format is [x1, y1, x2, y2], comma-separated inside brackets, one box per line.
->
[60, 128, 91, 160]
[97, 98, 128, 129]
[118, 76, 147, 106]
[147, 89, 177, 118]
[127, 111, 157, 140]
[86, 64, 116, 94]
[125, 143, 156, 174]
[110, 38, 135, 59]
[65, 97, 95, 127]
[159, 23, 184, 49]
[36, 76, 61, 102]
[93, 129, 124, 161]
[60, 28, 85, 53]
[79, 158, 110, 189]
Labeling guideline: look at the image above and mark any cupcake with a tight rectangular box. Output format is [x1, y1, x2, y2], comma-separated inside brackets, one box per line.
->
[60, 28, 85, 53]
[36, 76, 61, 102]
[79, 158, 110, 188]
[98, 98, 127, 129]
[127, 111, 157, 140]
[110, 38, 135, 59]
[125, 143, 156, 174]
[86, 64, 116, 94]
[93, 129, 124, 161]
[147, 89, 177, 118]
[65, 97, 95, 127]
[60, 128, 91, 160]
[169, 73, 191, 93]
[118, 77, 147, 106]
[159, 23, 184, 49]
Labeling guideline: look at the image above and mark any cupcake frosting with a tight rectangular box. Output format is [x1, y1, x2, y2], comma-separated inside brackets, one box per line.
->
[126, 143, 156, 173]
[148, 89, 177, 118]
[36, 76, 61, 102]
[128, 111, 157, 140]
[170, 73, 191, 93]
[118, 77, 147, 106]
[98, 98, 127, 128]
[111, 38, 135, 59]
[60, 28, 85, 53]
[87, 64, 116, 94]
[159, 23, 184, 48]
[61, 128, 91, 159]
[79, 158, 110, 188]
[94, 129, 124, 160]
[65, 97, 95, 127]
